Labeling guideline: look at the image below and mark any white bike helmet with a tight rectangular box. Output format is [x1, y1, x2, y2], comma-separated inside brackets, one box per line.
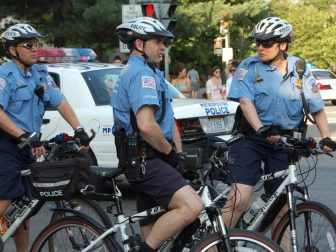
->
[116, 17, 174, 46]
[249, 17, 292, 42]
[2, 23, 42, 50]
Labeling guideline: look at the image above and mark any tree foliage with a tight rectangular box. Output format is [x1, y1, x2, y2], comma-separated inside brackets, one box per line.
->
[0, 0, 126, 59]
[1, 0, 336, 73]
[271, 0, 336, 70]
[171, 0, 270, 79]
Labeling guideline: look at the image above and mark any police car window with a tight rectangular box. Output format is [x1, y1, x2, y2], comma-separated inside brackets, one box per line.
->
[81, 68, 122, 106]
[48, 72, 60, 88]
[44, 72, 61, 111]
[312, 70, 336, 80]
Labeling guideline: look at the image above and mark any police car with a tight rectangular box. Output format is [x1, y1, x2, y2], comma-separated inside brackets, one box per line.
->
[310, 68, 336, 105]
[39, 48, 238, 170]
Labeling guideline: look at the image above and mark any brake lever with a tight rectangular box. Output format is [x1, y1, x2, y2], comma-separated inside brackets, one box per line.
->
[88, 129, 96, 143]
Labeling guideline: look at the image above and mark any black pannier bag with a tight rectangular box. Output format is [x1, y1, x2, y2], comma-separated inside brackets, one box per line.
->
[28, 157, 90, 200]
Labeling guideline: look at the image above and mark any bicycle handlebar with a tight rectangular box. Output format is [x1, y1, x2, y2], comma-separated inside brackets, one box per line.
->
[278, 135, 335, 158]
[210, 134, 243, 153]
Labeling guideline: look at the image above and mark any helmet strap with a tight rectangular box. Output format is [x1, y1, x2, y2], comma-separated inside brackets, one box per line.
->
[265, 45, 286, 65]
[11, 48, 33, 72]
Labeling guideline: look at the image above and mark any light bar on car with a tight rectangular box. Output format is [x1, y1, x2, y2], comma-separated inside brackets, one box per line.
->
[37, 48, 97, 63]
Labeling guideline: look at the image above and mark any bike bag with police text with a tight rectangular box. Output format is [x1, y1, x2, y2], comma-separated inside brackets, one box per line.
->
[28, 157, 90, 200]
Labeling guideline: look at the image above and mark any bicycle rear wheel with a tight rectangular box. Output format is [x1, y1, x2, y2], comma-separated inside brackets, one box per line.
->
[30, 216, 121, 252]
[51, 198, 112, 227]
[272, 201, 336, 251]
[191, 229, 284, 252]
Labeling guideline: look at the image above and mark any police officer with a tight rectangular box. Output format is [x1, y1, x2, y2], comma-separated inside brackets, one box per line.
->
[112, 17, 203, 252]
[0, 23, 90, 252]
[222, 17, 334, 229]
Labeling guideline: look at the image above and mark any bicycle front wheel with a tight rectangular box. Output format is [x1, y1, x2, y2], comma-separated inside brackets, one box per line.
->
[272, 201, 336, 251]
[191, 229, 284, 252]
[30, 216, 121, 252]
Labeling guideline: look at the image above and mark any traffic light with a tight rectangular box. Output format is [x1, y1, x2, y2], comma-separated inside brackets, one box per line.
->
[141, 3, 157, 18]
[158, 3, 177, 32]
[220, 19, 229, 35]
[141, 3, 177, 32]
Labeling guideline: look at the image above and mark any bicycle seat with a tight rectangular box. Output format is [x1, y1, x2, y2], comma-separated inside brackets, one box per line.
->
[89, 166, 123, 178]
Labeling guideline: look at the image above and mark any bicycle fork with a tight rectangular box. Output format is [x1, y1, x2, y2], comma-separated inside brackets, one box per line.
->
[207, 206, 232, 252]
[287, 183, 303, 252]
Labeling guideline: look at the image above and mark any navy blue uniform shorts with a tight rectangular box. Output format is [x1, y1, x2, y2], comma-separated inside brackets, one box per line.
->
[129, 158, 188, 226]
[227, 135, 288, 194]
[0, 139, 33, 200]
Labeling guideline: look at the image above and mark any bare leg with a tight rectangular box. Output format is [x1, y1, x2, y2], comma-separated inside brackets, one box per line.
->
[144, 185, 203, 249]
[222, 183, 254, 228]
[0, 200, 10, 235]
[140, 223, 154, 241]
[13, 220, 29, 252]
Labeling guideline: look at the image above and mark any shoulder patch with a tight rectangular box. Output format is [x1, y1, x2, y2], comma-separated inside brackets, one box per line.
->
[142, 76, 156, 89]
[237, 68, 248, 81]
[307, 79, 319, 94]
[0, 78, 6, 90]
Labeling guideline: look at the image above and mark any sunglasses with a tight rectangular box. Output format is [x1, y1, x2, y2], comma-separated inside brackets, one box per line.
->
[18, 41, 39, 50]
[230, 69, 236, 73]
[215, 70, 221, 73]
[255, 40, 277, 48]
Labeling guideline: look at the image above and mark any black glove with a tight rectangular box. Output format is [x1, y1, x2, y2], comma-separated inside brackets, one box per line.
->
[176, 152, 187, 174]
[319, 137, 335, 151]
[74, 127, 90, 147]
[256, 126, 279, 138]
[161, 148, 179, 168]
[18, 133, 42, 148]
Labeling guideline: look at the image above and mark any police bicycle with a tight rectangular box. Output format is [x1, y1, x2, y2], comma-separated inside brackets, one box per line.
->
[30, 135, 283, 252]
[0, 131, 112, 250]
[201, 133, 336, 251]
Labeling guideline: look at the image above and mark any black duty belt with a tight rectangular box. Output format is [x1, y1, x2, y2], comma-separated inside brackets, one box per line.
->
[141, 139, 174, 159]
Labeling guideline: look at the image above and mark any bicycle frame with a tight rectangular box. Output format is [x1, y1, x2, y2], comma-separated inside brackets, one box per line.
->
[1, 198, 41, 243]
[82, 204, 167, 252]
[82, 182, 232, 252]
[209, 148, 317, 252]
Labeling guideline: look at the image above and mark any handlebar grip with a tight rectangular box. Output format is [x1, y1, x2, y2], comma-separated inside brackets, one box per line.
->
[17, 132, 37, 149]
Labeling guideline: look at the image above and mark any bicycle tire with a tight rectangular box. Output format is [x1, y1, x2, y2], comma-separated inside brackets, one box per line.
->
[30, 215, 122, 252]
[272, 201, 336, 251]
[51, 198, 112, 228]
[190, 229, 284, 252]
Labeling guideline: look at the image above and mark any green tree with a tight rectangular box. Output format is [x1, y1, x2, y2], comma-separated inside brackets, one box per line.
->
[170, 0, 271, 80]
[0, 0, 126, 59]
[271, 0, 336, 69]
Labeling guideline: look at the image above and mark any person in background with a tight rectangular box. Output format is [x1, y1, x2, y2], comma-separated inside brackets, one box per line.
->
[112, 55, 123, 64]
[0, 23, 90, 252]
[225, 59, 239, 99]
[206, 66, 224, 101]
[187, 67, 200, 99]
[222, 16, 334, 235]
[171, 62, 192, 98]
[112, 17, 203, 252]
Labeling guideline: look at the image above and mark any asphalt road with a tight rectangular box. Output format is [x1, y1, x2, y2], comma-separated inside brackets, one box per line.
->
[3, 103, 336, 251]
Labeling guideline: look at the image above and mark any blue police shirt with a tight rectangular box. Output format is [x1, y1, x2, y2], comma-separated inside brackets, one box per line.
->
[111, 55, 174, 140]
[228, 55, 324, 130]
[0, 61, 65, 134]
